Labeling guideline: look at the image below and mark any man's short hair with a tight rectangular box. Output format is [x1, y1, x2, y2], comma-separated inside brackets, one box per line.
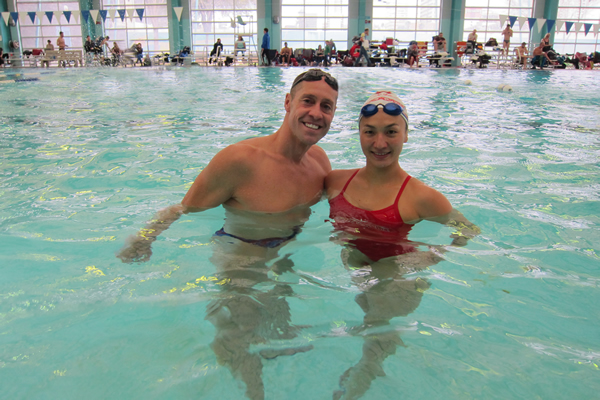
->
[291, 69, 338, 96]
[59, 31, 63, 35]
[264, 28, 268, 33]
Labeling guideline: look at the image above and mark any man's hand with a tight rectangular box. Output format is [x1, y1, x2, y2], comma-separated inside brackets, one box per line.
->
[116, 234, 154, 263]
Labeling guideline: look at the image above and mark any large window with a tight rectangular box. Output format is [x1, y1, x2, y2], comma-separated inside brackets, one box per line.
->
[372, 0, 441, 44]
[102, 0, 170, 54]
[190, 0, 257, 55]
[555, 0, 600, 54]
[281, 0, 348, 50]
[463, 0, 533, 46]
[16, 0, 82, 50]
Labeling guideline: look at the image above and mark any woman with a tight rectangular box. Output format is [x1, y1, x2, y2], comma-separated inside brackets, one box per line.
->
[326, 90, 479, 399]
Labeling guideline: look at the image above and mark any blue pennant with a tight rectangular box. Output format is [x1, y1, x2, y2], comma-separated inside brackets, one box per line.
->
[99, 10, 108, 22]
[527, 17, 536, 31]
[9, 12, 19, 23]
[81, 10, 90, 23]
[27, 12, 36, 23]
[135, 8, 144, 21]
[565, 21, 574, 34]
[45, 11, 53, 23]
[508, 16, 517, 27]
[546, 19, 555, 32]
[117, 9, 126, 22]
[584, 23, 592, 35]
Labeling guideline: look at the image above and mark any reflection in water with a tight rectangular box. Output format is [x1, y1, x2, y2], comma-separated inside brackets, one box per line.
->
[204, 236, 306, 400]
[333, 246, 442, 400]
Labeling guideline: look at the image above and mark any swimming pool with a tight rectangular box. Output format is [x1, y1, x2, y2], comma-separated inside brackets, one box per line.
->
[1, 66, 599, 399]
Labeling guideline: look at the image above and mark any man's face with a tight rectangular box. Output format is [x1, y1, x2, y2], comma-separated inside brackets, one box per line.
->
[284, 79, 337, 146]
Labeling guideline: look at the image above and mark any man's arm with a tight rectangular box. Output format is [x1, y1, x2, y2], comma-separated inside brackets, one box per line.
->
[117, 146, 246, 263]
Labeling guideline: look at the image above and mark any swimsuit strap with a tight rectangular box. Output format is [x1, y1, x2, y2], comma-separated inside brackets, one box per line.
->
[339, 169, 360, 195]
[393, 175, 412, 207]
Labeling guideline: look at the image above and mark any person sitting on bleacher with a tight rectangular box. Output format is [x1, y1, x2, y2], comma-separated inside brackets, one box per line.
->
[235, 35, 246, 57]
[280, 42, 292, 66]
[42, 40, 54, 68]
[209, 39, 223, 64]
[434, 33, 447, 52]
[515, 42, 529, 68]
[531, 42, 552, 69]
[315, 45, 325, 66]
[407, 41, 419, 68]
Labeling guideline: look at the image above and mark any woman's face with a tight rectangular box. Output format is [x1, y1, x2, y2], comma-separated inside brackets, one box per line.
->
[359, 109, 407, 168]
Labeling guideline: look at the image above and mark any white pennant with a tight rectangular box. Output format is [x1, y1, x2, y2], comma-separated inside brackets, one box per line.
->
[173, 6, 183, 22]
[127, 9, 135, 21]
[72, 10, 80, 23]
[1, 12, 9, 26]
[109, 9, 116, 20]
[518, 17, 527, 29]
[36, 11, 45, 21]
[499, 14, 508, 28]
[574, 22, 583, 33]
[90, 9, 99, 23]
[595, 23, 600, 34]
[556, 20, 565, 33]
[537, 18, 546, 33]
[20, 12, 28, 22]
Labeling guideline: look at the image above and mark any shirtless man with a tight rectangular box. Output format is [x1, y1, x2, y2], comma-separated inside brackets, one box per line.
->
[531, 41, 551, 69]
[502, 23, 513, 55]
[280, 41, 292, 65]
[515, 42, 529, 68]
[118, 69, 337, 399]
[57, 31, 66, 50]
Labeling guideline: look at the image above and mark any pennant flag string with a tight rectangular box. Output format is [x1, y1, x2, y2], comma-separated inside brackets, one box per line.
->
[64, 10, 71, 23]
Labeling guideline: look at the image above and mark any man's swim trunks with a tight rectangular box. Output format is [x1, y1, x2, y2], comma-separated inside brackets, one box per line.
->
[214, 226, 300, 248]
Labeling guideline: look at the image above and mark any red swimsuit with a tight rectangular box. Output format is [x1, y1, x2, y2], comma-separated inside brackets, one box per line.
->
[329, 170, 416, 262]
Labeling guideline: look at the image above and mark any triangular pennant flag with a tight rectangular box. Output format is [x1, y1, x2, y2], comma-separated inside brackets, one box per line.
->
[20, 12, 28, 21]
[127, 9, 135, 21]
[10, 12, 19, 23]
[109, 9, 116, 20]
[72, 10, 80, 23]
[508, 16, 517, 27]
[2, 12, 9, 26]
[528, 17, 537, 31]
[546, 19, 555, 32]
[499, 15, 508, 27]
[537, 18, 546, 33]
[90, 9, 99, 23]
[565, 21, 573, 34]
[36, 11, 44, 21]
[99, 10, 107, 22]
[63, 10, 71, 23]
[81, 10, 90, 23]
[174, 6, 183, 22]
[595, 23, 600, 34]
[45, 11, 53, 23]
[117, 9, 126, 21]
[27, 11, 36, 23]
[556, 20, 565, 33]
[584, 23, 592, 35]
[574, 22, 583, 32]
[135, 8, 144, 21]
[518, 17, 527, 29]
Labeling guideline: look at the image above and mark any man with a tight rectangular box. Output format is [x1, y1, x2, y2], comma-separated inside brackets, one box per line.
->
[280, 41, 292, 65]
[57, 31, 66, 51]
[467, 29, 477, 43]
[502, 23, 513, 55]
[118, 69, 337, 399]
[355, 29, 372, 67]
[515, 42, 529, 68]
[41, 40, 54, 68]
[209, 38, 223, 64]
[531, 42, 551, 69]
[467, 29, 477, 54]
[261, 27, 271, 66]
[323, 40, 331, 67]
[117, 69, 338, 264]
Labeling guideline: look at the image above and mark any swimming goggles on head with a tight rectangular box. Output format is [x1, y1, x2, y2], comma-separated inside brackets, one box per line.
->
[291, 68, 338, 91]
[360, 103, 403, 118]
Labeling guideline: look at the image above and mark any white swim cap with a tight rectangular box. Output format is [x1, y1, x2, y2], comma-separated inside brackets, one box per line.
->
[360, 90, 409, 129]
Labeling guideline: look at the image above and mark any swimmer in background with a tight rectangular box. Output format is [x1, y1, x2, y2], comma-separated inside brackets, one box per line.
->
[502, 23, 513, 55]
[118, 69, 338, 400]
[326, 91, 479, 400]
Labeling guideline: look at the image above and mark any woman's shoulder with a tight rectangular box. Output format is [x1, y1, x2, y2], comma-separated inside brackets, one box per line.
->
[325, 169, 359, 199]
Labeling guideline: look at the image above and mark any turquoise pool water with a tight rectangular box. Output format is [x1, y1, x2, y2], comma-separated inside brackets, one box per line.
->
[1, 67, 599, 399]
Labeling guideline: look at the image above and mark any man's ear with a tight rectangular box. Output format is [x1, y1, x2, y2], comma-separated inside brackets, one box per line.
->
[284, 93, 291, 113]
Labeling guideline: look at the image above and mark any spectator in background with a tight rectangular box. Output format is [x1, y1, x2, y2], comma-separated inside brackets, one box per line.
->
[407, 41, 419, 68]
[280, 42, 292, 66]
[515, 42, 529, 68]
[209, 38, 223, 64]
[355, 29, 372, 67]
[502, 23, 513, 55]
[329, 39, 337, 63]
[261, 28, 271, 66]
[235, 35, 246, 57]
[134, 43, 143, 66]
[315, 45, 325, 66]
